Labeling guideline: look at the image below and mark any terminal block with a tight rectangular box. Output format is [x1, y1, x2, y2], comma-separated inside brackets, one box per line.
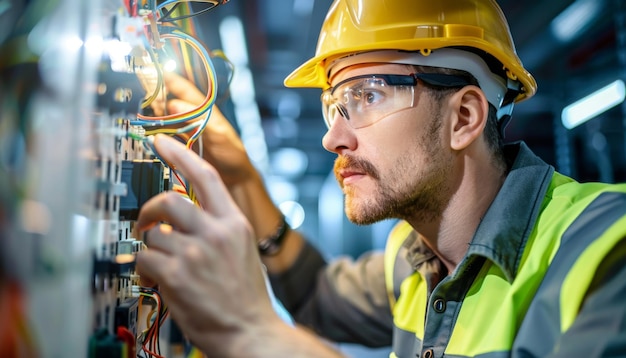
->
[119, 159, 165, 220]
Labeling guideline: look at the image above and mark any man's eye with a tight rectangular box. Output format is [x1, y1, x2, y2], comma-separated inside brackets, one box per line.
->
[362, 90, 383, 105]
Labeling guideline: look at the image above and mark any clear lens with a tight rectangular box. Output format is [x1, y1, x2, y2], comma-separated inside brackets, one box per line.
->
[321, 76, 415, 129]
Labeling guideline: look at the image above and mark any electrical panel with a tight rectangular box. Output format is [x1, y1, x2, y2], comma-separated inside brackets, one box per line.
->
[0, 0, 230, 356]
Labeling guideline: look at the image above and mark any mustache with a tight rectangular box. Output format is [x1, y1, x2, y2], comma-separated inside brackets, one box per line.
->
[334, 155, 380, 180]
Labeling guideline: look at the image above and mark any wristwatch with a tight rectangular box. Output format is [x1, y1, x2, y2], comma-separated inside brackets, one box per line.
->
[258, 216, 290, 256]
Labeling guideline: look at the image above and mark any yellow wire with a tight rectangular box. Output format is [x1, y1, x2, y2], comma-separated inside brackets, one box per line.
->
[141, 45, 165, 109]
[137, 32, 217, 123]
[144, 128, 180, 136]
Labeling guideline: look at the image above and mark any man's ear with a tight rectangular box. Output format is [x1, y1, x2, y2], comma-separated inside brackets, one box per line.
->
[448, 85, 489, 151]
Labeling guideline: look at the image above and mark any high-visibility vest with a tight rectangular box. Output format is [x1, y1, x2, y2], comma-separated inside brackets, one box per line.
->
[384, 172, 626, 358]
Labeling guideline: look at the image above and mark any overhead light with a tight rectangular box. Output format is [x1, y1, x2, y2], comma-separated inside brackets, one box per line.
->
[550, 0, 601, 43]
[561, 79, 625, 129]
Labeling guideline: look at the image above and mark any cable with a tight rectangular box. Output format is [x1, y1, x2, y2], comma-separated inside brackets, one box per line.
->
[139, 287, 169, 358]
[160, 5, 217, 22]
[158, 2, 180, 21]
[132, 31, 218, 129]
[157, 0, 220, 12]
[140, 44, 164, 109]
[133, 30, 218, 207]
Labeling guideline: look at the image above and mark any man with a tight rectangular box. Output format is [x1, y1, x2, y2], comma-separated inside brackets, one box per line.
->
[136, 0, 626, 357]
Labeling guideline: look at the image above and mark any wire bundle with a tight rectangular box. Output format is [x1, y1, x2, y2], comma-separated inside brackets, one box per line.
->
[132, 30, 217, 149]
[138, 287, 169, 358]
[137, 30, 217, 204]
[158, 0, 226, 23]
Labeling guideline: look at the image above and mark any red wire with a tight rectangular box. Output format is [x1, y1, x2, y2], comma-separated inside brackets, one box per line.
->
[117, 326, 136, 357]
[172, 170, 187, 191]
[140, 289, 169, 358]
[123, 0, 132, 14]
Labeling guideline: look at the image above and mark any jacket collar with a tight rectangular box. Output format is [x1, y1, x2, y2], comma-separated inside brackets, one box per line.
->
[465, 142, 554, 282]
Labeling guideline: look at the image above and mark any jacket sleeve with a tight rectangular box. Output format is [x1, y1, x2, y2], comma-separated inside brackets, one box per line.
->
[268, 240, 394, 347]
[547, 237, 626, 357]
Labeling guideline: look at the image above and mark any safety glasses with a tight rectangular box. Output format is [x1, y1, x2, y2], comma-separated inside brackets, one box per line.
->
[321, 73, 473, 129]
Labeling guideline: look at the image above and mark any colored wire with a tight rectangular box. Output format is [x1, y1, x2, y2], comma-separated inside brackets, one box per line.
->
[132, 24, 219, 206]
[123, 0, 132, 14]
[134, 31, 218, 203]
[139, 288, 169, 358]
[160, 4, 218, 22]
[157, 0, 219, 12]
[132, 31, 217, 130]
[140, 44, 164, 109]
[158, 3, 181, 22]
[143, 119, 202, 136]
[171, 169, 187, 192]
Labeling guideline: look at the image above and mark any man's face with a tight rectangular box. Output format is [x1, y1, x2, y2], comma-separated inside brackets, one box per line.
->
[322, 63, 455, 225]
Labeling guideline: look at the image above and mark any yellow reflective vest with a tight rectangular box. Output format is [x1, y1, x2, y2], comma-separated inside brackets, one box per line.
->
[384, 143, 626, 358]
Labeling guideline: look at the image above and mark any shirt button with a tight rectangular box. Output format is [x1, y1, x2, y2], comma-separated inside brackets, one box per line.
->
[423, 348, 434, 358]
[433, 298, 446, 313]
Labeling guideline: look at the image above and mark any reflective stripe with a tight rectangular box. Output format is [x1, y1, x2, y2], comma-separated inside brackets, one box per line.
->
[393, 272, 427, 338]
[384, 221, 415, 310]
[513, 191, 626, 357]
[393, 245, 412, 303]
[445, 352, 511, 358]
[385, 222, 423, 358]
[560, 215, 626, 330]
[391, 325, 422, 358]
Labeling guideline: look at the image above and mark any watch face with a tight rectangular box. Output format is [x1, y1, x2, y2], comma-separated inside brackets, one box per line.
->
[258, 238, 278, 255]
[258, 218, 289, 256]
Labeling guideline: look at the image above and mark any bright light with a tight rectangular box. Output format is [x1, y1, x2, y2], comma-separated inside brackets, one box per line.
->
[84, 36, 103, 52]
[561, 80, 626, 129]
[271, 147, 308, 178]
[550, 0, 600, 43]
[61, 35, 84, 52]
[104, 39, 133, 59]
[163, 59, 177, 72]
[279, 201, 305, 230]
[219, 16, 249, 66]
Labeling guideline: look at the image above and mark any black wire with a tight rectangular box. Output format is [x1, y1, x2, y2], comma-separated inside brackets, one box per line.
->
[159, 2, 219, 22]
[144, 288, 166, 356]
[158, 2, 180, 21]
[156, 303, 162, 355]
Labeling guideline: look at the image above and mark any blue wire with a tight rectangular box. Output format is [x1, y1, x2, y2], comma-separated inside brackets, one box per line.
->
[156, 0, 183, 10]
[133, 30, 218, 129]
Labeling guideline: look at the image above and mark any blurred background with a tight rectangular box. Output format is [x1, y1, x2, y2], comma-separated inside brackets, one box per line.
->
[197, 0, 626, 261]
[0, 0, 624, 357]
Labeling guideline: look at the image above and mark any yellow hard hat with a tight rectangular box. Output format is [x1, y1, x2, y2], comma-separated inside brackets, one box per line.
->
[284, 0, 537, 104]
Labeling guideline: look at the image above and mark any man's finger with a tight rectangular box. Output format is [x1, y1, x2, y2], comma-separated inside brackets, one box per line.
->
[163, 72, 205, 106]
[135, 249, 172, 287]
[143, 223, 195, 255]
[135, 191, 207, 235]
[151, 134, 239, 218]
[168, 98, 200, 114]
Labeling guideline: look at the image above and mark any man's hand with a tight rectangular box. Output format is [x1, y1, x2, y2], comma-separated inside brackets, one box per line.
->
[144, 72, 295, 258]
[135, 134, 279, 355]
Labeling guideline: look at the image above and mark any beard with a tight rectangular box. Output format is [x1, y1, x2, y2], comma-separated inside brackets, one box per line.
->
[334, 110, 452, 225]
